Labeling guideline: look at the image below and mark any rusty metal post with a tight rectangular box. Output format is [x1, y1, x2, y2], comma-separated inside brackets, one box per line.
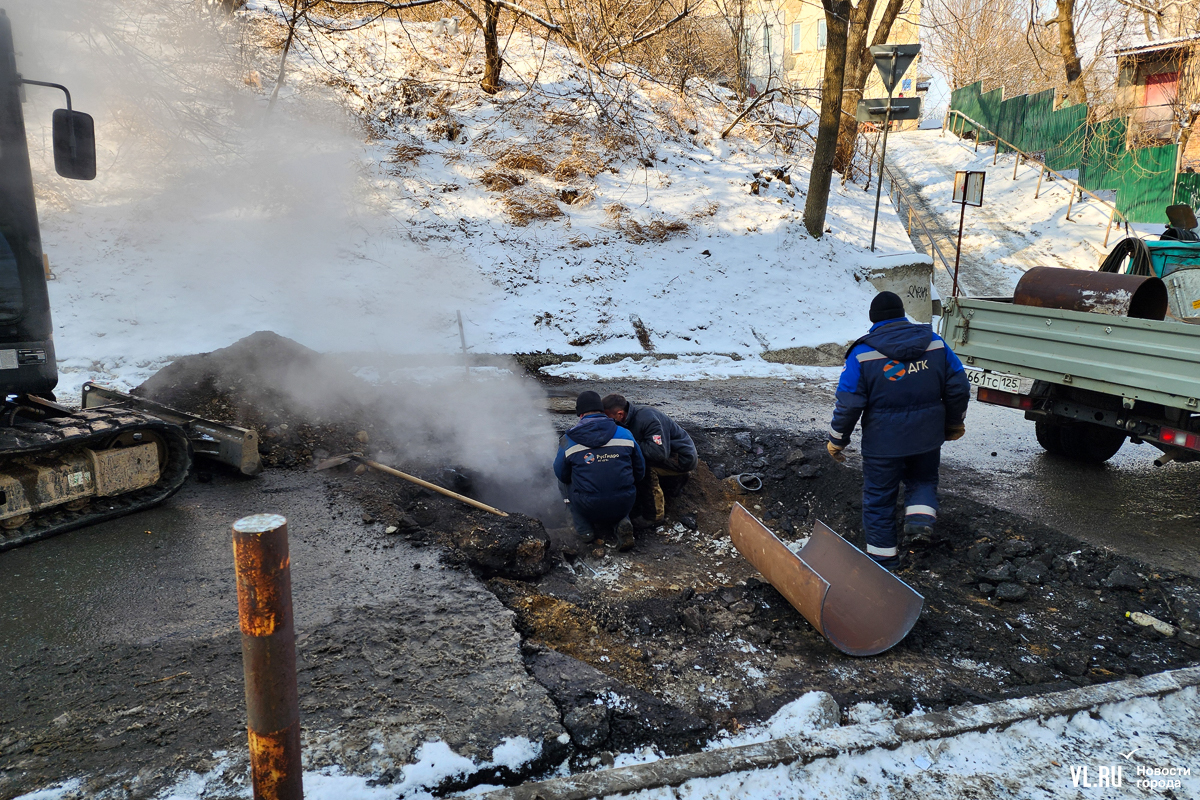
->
[232, 514, 303, 800]
[1065, 185, 1076, 221]
[1034, 165, 1044, 199]
[1013, 150, 1021, 180]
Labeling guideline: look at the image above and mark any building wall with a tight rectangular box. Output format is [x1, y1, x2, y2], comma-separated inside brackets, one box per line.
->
[777, 0, 922, 97]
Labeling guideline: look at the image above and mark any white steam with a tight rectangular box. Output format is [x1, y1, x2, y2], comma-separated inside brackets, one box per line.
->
[8, 0, 560, 516]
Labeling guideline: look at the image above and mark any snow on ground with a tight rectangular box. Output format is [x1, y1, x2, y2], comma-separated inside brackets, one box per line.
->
[12, 0, 918, 397]
[887, 129, 1161, 296]
[598, 686, 1200, 800]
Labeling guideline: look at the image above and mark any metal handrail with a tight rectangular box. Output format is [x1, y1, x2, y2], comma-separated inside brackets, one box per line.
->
[879, 163, 956, 277]
[942, 109, 1130, 246]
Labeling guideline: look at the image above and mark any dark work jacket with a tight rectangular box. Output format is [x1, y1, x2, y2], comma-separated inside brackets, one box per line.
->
[554, 413, 646, 521]
[625, 404, 698, 471]
[829, 319, 970, 458]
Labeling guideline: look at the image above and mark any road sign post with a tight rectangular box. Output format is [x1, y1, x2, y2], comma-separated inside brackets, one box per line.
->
[866, 44, 921, 253]
[951, 170, 985, 297]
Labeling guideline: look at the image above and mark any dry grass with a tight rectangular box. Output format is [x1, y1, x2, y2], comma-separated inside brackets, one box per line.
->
[389, 142, 429, 164]
[605, 204, 688, 243]
[502, 190, 564, 226]
[480, 169, 526, 191]
[552, 152, 607, 181]
[620, 217, 689, 244]
[493, 147, 552, 174]
[689, 200, 720, 218]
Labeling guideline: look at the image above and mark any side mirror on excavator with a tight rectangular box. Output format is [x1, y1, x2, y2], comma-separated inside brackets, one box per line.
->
[52, 108, 96, 181]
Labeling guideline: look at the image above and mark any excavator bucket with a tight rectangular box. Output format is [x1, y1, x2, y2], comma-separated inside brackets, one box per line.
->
[728, 503, 923, 656]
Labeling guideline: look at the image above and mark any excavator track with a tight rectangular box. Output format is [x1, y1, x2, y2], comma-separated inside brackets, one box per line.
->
[0, 407, 191, 552]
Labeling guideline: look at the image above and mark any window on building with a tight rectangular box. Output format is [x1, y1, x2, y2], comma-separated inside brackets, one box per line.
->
[817, 19, 827, 50]
[792, 22, 801, 53]
[763, 25, 770, 52]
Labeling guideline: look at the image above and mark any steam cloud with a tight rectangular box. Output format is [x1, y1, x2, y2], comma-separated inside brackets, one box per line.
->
[8, 0, 563, 519]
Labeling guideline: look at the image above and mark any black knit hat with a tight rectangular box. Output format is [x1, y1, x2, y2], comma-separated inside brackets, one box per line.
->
[575, 390, 604, 415]
[869, 291, 906, 323]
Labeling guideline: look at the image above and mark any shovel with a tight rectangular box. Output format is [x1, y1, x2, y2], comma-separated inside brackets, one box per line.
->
[315, 452, 508, 517]
[728, 503, 922, 656]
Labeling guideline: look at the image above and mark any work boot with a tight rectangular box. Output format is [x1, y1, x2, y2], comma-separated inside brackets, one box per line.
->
[903, 522, 935, 546]
[617, 518, 636, 551]
[870, 553, 902, 572]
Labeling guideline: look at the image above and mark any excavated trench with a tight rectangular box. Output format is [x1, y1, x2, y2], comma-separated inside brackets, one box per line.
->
[4, 332, 1199, 798]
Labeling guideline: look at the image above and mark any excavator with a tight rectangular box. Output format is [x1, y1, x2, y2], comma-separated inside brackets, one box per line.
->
[0, 9, 259, 551]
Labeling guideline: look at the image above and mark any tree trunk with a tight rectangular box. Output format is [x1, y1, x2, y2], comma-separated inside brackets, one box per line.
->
[1054, 0, 1086, 106]
[481, 0, 503, 94]
[804, 0, 851, 238]
[833, 0, 906, 173]
[832, 0, 876, 174]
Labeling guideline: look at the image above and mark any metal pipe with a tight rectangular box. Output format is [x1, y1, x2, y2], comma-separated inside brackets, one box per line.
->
[1013, 266, 1168, 320]
[869, 63, 896, 253]
[233, 514, 303, 800]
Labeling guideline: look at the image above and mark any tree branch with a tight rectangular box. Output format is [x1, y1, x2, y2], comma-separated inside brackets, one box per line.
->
[490, 0, 563, 32]
[598, 3, 690, 61]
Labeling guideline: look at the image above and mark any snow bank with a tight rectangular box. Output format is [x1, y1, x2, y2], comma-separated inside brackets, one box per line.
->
[540, 356, 842, 383]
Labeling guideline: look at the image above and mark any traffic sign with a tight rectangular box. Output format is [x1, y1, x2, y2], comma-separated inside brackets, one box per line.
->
[855, 97, 922, 122]
[870, 44, 921, 94]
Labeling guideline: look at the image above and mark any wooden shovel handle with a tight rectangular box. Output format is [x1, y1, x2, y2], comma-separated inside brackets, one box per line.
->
[359, 458, 509, 517]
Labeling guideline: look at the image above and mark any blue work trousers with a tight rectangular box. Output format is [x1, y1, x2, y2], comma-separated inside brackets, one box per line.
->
[861, 449, 940, 562]
[558, 481, 631, 540]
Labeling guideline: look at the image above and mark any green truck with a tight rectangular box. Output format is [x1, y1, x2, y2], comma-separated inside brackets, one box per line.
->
[939, 210, 1200, 465]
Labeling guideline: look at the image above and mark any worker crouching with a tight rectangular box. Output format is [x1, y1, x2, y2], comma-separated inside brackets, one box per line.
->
[555, 391, 646, 551]
[602, 394, 697, 528]
[827, 291, 970, 570]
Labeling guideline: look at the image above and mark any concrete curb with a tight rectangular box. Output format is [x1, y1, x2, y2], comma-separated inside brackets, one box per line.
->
[478, 666, 1200, 800]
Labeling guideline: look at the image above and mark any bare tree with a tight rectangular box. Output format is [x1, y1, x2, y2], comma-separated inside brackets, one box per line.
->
[265, 0, 690, 96]
[804, 0, 850, 237]
[923, 0, 1056, 93]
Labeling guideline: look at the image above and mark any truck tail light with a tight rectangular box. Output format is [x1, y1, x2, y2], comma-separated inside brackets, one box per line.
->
[1158, 427, 1200, 451]
[977, 387, 1034, 410]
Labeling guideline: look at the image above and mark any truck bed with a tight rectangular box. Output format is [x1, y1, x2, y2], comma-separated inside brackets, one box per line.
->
[940, 297, 1200, 412]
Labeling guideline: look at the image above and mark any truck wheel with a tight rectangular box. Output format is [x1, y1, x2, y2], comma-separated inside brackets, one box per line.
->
[1058, 422, 1126, 463]
[1034, 419, 1067, 455]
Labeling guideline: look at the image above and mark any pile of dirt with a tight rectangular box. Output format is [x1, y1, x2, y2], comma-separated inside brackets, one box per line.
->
[136, 331, 383, 470]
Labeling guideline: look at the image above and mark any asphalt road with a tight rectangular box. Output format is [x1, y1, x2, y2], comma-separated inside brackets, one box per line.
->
[548, 378, 1200, 579]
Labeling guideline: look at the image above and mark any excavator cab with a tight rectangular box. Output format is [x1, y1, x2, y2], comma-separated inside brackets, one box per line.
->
[0, 7, 76, 401]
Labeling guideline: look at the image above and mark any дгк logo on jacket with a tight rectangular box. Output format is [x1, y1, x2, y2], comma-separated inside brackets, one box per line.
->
[883, 360, 907, 381]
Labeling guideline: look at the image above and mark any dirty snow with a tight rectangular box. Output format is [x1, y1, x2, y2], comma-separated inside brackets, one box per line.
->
[22, 687, 1197, 799]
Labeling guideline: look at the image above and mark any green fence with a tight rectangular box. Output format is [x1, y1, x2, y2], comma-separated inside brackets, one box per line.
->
[948, 83, 1188, 225]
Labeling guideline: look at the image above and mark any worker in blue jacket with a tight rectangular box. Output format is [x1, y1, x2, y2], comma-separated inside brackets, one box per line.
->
[555, 391, 646, 551]
[827, 291, 971, 570]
